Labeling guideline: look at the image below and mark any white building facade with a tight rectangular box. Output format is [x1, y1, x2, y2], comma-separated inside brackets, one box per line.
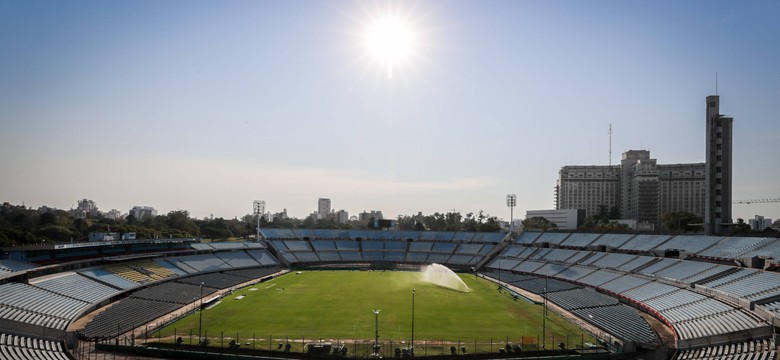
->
[525, 209, 585, 230]
[556, 150, 705, 228]
[129, 206, 157, 220]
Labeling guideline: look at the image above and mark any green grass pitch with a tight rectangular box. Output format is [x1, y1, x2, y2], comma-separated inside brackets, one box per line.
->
[160, 270, 592, 347]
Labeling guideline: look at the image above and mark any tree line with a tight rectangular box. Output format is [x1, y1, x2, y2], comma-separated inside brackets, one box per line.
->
[0, 202, 503, 247]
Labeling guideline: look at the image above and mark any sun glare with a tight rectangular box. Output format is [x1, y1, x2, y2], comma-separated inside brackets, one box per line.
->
[363, 14, 417, 79]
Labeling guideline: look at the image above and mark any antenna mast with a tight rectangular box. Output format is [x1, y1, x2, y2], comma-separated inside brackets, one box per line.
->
[608, 123, 613, 167]
[716, 72, 719, 95]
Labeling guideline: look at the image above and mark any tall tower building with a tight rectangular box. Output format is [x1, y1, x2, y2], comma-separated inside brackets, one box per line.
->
[705, 95, 733, 235]
[317, 198, 331, 220]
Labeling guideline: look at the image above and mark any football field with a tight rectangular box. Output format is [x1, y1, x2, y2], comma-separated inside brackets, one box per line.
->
[159, 270, 592, 350]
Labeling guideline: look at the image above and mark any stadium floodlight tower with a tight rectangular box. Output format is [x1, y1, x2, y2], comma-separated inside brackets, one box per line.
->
[198, 282, 204, 345]
[253, 200, 265, 242]
[372, 309, 381, 358]
[411, 289, 415, 357]
[506, 194, 516, 232]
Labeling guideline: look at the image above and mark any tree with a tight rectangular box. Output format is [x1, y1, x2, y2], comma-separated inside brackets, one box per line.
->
[166, 210, 199, 236]
[521, 217, 557, 231]
[579, 214, 629, 231]
[444, 212, 462, 231]
[661, 211, 703, 232]
[733, 218, 751, 233]
[38, 212, 57, 226]
[478, 216, 501, 232]
[462, 212, 478, 232]
[35, 225, 73, 242]
[423, 212, 447, 231]
[395, 215, 417, 230]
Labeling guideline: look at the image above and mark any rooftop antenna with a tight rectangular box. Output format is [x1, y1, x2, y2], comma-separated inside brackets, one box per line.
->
[715, 72, 719, 95]
[608, 123, 613, 167]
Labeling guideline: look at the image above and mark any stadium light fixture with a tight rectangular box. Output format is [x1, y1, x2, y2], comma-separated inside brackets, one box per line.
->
[373, 309, 381, 357]
[411, 289, 415, 357]
[506, 194, 516, 233]
[198, 282, 204, 344]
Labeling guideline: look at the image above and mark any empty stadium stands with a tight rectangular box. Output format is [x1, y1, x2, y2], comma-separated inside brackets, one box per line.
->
[0, 332, 69, 360]
[486, 231, 779, 351]
[675, 339, 775, 360]
[0, 282, 90, 330]
[480, 269, 657, 346]
[31, 272, 120, 303]
[0, 230, 778, 359]
[263, 230, 501, 268]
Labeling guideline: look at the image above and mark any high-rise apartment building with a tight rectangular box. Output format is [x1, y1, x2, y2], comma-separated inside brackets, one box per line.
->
[74, 199, 99, 217]
[129, 206, 157, 220]
[317, 198, 331, 220]
[359, 210, 385, 222]
[621, 150, 660, 224]
[555, 165, 621, 218]
[705, 95, 733, 235]
[658, 164, 706, 220]
[556, 150, 705, 228]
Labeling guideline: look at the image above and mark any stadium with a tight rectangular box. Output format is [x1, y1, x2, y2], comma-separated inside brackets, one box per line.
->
[1, 229, 779, 360]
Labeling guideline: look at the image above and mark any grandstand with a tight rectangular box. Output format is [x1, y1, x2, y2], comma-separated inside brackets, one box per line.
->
[0, 230, 776, 360]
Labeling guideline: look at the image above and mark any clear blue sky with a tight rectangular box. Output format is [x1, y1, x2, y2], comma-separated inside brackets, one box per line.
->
[1, 0, 779, 221]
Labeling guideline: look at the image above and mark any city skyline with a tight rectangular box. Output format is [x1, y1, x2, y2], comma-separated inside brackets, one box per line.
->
[1, 1, 779, 221]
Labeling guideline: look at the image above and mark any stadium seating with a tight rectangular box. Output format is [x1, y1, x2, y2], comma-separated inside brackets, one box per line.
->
[570, 305, 657, 345]
[0, 259, 38, 272]
[31, 272, 120, 303]
[487, 231, 778, 352]
[619, 234, 671, 252]
[658, 235, 721, 254]
[215, 251, 262, 268]
[697, 237, 773, 259]
[1, 230, 778, 359]
[0, 332, 69, 360]
[674, 339, 775, 360]
[545, 288, 619, 309]
[558, 233, 600, 247]
[81, 297, 181, 338]
[78, 268, 139, 290]
[265, 231, 502, 269]
[0, 282, 89, 330]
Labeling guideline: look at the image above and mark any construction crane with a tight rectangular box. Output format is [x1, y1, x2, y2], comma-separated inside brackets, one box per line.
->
[733, 198, 780, 204]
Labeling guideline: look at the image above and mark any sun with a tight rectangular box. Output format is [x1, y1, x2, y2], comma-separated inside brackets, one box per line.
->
[363, 13, 417, 79]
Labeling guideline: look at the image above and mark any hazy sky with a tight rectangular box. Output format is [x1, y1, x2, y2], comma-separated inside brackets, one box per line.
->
[1, 1, 779, 221]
